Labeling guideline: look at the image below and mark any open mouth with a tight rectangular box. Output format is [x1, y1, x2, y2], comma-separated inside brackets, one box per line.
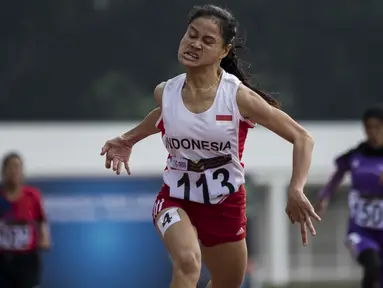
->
[184, 52, 199, 60]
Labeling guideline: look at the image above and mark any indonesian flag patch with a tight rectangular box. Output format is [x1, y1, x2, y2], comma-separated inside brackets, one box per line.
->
[216, 114, 232, 125]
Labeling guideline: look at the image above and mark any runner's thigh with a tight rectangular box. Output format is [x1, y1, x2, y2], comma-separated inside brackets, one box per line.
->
[155, 207, 201, 270]
[0, 273, 11, 288]
[346, 232, 381, 259]
[0, 255, 13, 288]
[14, 252, 41, 288]
[201, 239, 247, 288]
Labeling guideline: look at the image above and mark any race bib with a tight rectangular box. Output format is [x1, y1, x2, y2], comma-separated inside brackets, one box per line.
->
[167, 161, 238, 204]
[0, 223, 32, 250]
[349, 191, 383, 229]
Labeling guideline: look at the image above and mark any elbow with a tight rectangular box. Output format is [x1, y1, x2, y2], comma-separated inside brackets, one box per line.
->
[39, 223, 52, 250]
[305, 132, 315, 147]
[38, 236, 51, 250]
[295, 131, 315, 148]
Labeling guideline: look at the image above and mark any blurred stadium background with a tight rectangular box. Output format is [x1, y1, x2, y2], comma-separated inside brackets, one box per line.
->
[1, 1, 382, 287]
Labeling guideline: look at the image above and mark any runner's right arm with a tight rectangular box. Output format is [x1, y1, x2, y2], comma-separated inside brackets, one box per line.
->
[121, 82, 165, 146]
[317, 149, 352, 201]
[317, 168, 347, 202]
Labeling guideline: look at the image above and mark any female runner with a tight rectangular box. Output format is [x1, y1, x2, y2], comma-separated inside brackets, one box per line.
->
[102, 5, 320, 288]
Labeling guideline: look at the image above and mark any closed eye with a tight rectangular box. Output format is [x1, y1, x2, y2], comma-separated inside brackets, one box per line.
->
[188, 32, 197, 39]
[188, 25, 217, 45]
[188, 27, 198, 38]
[203, 37, 215, 45]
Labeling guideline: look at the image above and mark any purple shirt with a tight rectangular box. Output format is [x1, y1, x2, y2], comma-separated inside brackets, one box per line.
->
[337, 142, 383, 230]
[338, 142, 383, 196]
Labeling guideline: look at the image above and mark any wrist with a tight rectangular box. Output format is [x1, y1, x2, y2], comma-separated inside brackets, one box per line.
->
[38, 239, 51, 250]
[288, 184, 304, 194]
[120, 134, 136, 148]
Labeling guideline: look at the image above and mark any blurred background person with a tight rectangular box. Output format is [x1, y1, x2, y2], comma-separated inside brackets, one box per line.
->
[316, 104, 383, 288]
[0, 152, 51, 288]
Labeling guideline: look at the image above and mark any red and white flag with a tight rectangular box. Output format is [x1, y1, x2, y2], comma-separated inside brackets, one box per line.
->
[216, 114, 232, 125]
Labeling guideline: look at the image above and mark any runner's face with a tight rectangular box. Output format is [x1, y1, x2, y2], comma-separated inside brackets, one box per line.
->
[3, 157, 23, 184]
[364, 117, 383, 148]
[178, 17, 230, 68]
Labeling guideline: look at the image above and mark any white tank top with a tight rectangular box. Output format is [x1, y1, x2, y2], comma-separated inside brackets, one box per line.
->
[156, 70, 255, 204]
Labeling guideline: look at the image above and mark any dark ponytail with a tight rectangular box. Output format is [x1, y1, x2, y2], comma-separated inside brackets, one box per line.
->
[188, 4, 280, 109]
[220, 46, 280, 109]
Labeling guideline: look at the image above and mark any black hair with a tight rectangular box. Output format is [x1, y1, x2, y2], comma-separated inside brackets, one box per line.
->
[1, 152, 22, 174]
[188, 4, 280, 109]
[362, 103, 383, 123]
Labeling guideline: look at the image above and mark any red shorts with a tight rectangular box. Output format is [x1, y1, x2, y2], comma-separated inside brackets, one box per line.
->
[152, 184, 247, 247]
